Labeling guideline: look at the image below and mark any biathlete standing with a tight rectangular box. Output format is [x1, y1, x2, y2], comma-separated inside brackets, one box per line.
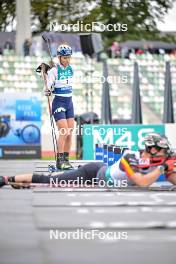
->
[45, 44, 74, 170]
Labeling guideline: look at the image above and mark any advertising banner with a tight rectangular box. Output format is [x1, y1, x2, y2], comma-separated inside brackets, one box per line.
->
[0, 93, 42, 159]
[83, 124, 166, 160]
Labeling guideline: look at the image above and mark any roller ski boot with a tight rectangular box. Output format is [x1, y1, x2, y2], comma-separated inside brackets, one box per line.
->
[56, 152, 73, 170]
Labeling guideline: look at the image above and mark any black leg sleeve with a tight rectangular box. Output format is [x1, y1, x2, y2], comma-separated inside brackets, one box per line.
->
[32, 162, 104, 185]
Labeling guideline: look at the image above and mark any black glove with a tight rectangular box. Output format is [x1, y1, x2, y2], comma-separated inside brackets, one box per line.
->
[123, 153, 138, 167]
[44, 89, 51, 96]
[36, 63, 51, 74]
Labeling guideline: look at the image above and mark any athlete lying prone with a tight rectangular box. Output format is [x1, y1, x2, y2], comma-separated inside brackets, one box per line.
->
[0, 133, 176, 188]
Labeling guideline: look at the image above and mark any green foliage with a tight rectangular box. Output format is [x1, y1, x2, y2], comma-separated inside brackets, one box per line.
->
[79, 0, 175, 45]
[0, 0, 16, 31]
[0, 0, 175, 46]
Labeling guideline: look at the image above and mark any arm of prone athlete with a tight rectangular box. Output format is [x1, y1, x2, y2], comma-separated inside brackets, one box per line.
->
[167, 173, 176, 185]
[121, 157, 163, 186]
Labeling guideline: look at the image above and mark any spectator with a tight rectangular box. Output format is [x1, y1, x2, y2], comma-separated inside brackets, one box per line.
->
[135, 48, 144, 55]
[121, 46, 129, 58]
[110, 41, 120, 58]
[170, 49, 176, 57]
[4, 39, 13, 50]
[23, 39, 31, 56]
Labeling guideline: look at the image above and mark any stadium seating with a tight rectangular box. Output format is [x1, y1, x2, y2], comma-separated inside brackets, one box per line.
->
[108, 54, 176, 122]
[0, 53, 176, 126]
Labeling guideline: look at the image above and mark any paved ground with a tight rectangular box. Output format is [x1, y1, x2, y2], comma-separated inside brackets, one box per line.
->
[0, 160, 176, 264]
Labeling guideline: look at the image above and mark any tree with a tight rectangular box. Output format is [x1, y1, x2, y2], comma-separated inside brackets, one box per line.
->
[0, 0, 175, 45]
[0, 0, 16, 31]
[77, 0, 175, 45]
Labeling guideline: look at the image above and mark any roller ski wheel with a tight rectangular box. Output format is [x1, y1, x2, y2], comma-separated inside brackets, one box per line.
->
[48, 164, 56, 172]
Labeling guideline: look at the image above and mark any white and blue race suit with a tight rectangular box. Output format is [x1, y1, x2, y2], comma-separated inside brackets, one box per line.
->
[47, 63, 74, 121]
